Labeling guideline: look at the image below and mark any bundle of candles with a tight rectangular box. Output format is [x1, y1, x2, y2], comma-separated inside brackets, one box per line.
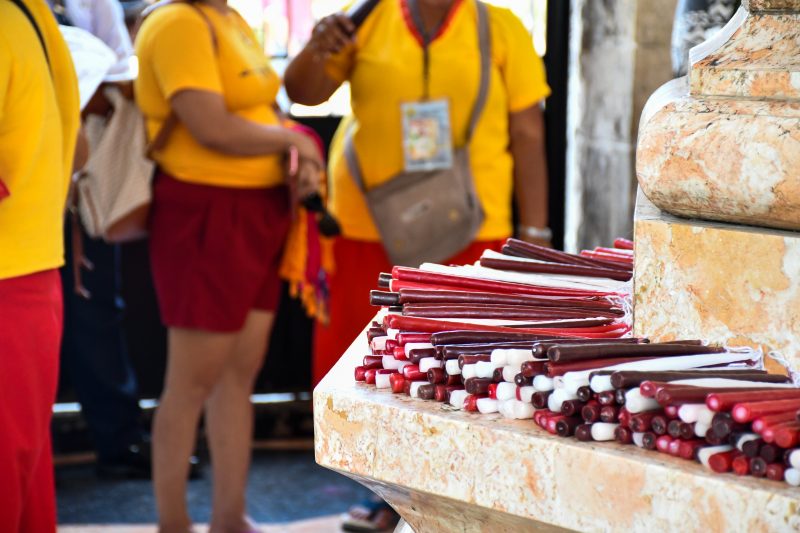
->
[352, 237, 800, 488]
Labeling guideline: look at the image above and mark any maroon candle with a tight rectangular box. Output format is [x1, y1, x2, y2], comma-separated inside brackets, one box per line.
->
[532, 391, 552, 409]
[597, 390, 617, 406]
[615, 426, 634, 444]
[651, 415, 669, 435]
[600, 405, 620, 423]
[556, 417, 583, 438]
[575, 424, 594, 442]
[581, 401, 602, 423]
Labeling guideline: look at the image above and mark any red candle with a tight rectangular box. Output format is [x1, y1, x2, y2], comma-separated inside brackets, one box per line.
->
[732, 399, 800, 423]
[656, 435, 673, 453]
[365, 369, 377, 385]
[732, 455, 751, 476]
[706, 389, 800, 412]
[678, 440, 705, 460]
[708, 450, 737, 473]
[390, 373, 406, 393]
[774, 423, 800, 449]
[753, 411, 796, 433]
[766, 463, 786, 481]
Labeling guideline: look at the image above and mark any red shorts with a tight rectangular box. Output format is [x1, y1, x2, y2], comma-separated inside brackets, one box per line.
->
[312, 238, 506, 386]
[149, 172, 290, 332]
[0, 269, 62, 532]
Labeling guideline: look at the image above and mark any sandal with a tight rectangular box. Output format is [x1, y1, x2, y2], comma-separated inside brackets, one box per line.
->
[340, 496, 400, 532]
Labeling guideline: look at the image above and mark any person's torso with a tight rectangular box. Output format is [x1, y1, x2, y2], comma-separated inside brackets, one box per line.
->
[0, 0, 80, 280]
[329, 0, 515, 241]
[135, 3, 284, 188]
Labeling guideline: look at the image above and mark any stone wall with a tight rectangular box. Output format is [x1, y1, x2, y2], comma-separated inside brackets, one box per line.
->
[564, 0, 677, 251]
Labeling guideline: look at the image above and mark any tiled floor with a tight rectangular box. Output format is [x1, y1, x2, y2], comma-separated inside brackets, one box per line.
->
[58, 514, 341, 532]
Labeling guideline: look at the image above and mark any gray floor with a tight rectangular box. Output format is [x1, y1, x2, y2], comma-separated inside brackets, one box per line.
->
[57, 450, 373, 524]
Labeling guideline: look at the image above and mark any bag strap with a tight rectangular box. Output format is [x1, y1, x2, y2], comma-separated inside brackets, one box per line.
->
[10, 0, 51, 68]
[344, 0, 491, 192]
[139, 0, 218, 158]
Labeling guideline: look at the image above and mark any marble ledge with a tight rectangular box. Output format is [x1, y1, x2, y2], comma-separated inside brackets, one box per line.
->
[634, 190, 800, 374]
[314, 330, 800, 533]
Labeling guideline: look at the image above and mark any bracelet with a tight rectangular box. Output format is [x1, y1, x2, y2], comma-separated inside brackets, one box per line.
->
[517, 225, 552, 241]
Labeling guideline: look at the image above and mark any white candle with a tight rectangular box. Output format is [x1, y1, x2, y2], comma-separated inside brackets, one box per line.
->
[518, 386, 536, 403]
[562, 351, 759, 394]
[502, 365, 518, 383]
[477, 398, 499, 414]
[785, 468, 800, 487]
[370, 336, 388, 351]
[632, 432, 646, 448]
[375, 372, 392, 389]
[495, 382, 517, 401]
[475, 360, 502, 379]
[449, 390, 469, 409]
[419, 357, 443, 373]
[589, 374, 614, 393]
[533, 375, 554, 392]
[507, 350, 536, 368]
[624, 389, 660, 414]
[462, 364, 478, 380]
[445, 359, 461, 375]
[409, 381, 426, 398]
[403, 342, 434, 354]
[591, 422, 619, 441]
[678, 403, 707, 423]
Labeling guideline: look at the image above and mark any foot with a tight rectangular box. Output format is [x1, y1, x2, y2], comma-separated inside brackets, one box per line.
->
[341, 497, 400, 532]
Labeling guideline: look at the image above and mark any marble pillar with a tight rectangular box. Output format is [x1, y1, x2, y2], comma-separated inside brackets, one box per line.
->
[637, 1, 800, 230]
[565, 0, 677, 252]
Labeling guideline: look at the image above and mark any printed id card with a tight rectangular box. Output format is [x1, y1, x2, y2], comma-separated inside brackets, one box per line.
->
[401, 99, 454, 172]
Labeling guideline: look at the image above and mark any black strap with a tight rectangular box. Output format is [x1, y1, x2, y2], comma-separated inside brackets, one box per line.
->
[9, 0, 51, 68]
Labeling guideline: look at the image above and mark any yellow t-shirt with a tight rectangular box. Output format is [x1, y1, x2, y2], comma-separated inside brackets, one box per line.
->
[326, 0, 551, 242]
[0, 0, 80, 280]
[135, 3, 283, 188]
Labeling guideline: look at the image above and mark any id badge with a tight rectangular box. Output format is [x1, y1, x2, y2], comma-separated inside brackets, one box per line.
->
[401, 99, 454, 172]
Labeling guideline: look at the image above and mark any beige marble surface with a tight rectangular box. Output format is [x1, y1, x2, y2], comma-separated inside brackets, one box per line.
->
[634, 191, 800, 374]
[637, 91, 800, 231]
[690, 11, 800, 100]
[314, 326, 800, 533]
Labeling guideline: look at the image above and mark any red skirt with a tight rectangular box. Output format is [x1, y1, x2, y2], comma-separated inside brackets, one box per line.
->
[312, 238, 506, 386]
[149, 172, 290, 332]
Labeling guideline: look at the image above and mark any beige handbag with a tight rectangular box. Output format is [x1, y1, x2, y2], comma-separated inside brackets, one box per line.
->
[344, 1, 490, 267]
[76, 86, 154, 242]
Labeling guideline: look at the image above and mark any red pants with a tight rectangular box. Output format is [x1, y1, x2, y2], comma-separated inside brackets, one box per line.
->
[0, 270, 62, 533]
[312, 238, 505, 386]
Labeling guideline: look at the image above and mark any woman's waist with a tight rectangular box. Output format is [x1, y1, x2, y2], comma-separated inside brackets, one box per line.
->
[154, 168, 288, 197]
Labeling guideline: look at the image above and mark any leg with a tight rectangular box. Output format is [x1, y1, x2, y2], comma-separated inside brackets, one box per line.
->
[61, 229, 144, 466]
[206, 310, 276, 533]
[153, 327, 239, 533]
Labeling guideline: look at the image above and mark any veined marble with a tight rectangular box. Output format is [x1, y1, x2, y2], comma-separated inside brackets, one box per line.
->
[690, 11, 800, 100]
[637, 86, 800, 231]
[634, 191, 800, 375]
[636, 3, 800, 231]
[315, 324, 800, 533]
[745, 0, 800, 10]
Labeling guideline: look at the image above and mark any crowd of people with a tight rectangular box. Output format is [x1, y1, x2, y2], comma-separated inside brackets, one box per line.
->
[0, 1, 551, 532]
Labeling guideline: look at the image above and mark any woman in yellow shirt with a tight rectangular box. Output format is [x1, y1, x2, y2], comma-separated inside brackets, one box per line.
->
[284, 0, 552, 390]
[135, 1, 322, 531]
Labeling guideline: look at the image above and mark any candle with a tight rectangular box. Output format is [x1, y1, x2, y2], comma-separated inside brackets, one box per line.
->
[656, 435, 673, 453]
[556, 417, 583, 437]
[477, 397, 499, 414]
[624, 389, 661, 414]
[732, 399, 800, 423]
[679, 440, 705, 460]
[548, 343, 724, 364]
[697, 445, 734, 470]
[785, 468, 800, 486]
[581, 401, 602, 423]
[615, 426, 634, 444]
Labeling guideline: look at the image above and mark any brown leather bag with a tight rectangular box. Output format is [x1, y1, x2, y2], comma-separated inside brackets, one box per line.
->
[343, 1, 491, 267]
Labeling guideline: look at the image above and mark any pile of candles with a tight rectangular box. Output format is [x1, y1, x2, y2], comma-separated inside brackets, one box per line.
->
[352, 237, 800, 487]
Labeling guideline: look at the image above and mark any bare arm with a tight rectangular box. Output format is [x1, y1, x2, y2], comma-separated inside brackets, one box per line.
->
[169, 89, 322, 166]
[284, 14, 354, 106]
[509, 104, 550, 246]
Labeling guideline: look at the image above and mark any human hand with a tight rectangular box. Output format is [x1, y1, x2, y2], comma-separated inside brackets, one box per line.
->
[308, 13, 355, 58]
[294, 158, 322, 199]
[516, 225, 553, 248]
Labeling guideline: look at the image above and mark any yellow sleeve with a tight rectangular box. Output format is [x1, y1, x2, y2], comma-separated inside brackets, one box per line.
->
[493, 8, 551, 112]
[148, 7, 222, 99]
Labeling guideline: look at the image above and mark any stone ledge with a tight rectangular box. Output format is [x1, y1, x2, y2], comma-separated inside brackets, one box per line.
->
[314, 328, 800, 533]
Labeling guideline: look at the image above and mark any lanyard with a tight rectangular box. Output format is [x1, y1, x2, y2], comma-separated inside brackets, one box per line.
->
[407, 0, 448, 100]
